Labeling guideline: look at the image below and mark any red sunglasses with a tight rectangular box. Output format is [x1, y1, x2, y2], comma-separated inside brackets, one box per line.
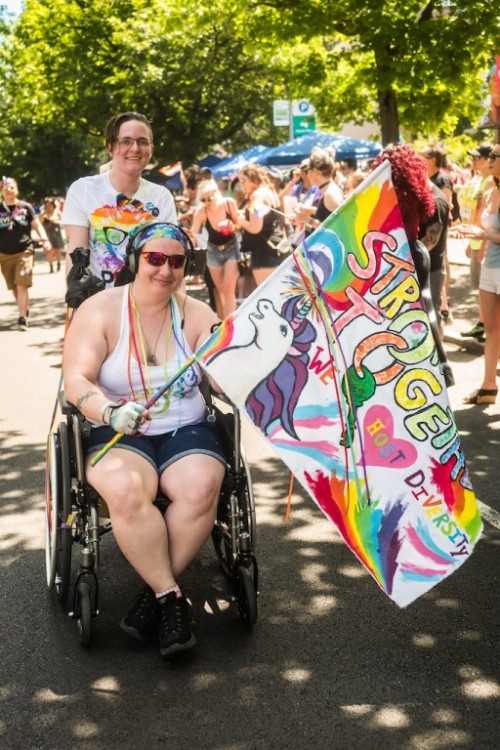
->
[141, 251, 186, 269]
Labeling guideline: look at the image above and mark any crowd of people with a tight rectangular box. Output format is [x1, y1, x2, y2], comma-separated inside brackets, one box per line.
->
[174, 149, 371, 315]
[2, 109, 499, 659]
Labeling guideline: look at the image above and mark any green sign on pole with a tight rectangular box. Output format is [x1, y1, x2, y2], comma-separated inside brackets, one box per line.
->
[292, 99, 316, 137]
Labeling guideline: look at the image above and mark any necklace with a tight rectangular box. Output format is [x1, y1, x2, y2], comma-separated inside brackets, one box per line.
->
[147, 307, 169, 365]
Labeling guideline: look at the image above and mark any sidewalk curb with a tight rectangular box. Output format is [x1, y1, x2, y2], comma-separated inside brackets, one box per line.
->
[443, 329, 484, 355]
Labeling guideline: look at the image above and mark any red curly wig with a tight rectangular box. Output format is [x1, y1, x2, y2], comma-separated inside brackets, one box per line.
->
[371, 143, 436, 243]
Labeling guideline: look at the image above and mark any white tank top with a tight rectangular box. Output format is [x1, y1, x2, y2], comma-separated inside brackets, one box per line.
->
[97, 285, 206, 435]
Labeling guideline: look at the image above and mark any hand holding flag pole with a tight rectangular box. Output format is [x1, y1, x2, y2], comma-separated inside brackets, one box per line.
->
[89, 354, 197, 466]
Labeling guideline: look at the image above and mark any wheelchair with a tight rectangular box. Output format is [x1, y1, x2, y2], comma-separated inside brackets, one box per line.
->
[44, 391, 259, 646]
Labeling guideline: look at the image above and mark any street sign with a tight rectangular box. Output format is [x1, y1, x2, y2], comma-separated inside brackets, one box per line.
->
[273, 100, 290, 127]
[292, 99, 316, 137]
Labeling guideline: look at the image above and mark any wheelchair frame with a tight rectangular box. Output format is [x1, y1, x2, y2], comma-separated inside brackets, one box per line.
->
[45, 393, 258, 646]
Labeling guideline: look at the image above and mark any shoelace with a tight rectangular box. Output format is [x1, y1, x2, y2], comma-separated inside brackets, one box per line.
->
[129, 589, 155, 623]
[160, 599, 184, 635]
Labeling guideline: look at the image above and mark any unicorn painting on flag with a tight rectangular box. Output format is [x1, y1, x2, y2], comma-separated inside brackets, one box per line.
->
[202, 298, 295, 398]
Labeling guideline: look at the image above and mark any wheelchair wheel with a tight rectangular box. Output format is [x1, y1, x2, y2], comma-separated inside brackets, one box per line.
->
[45, 433, 59, 589]
[76, 580, 92, 647]
[236, 565, 258, 627]
[212, 448, 257, 578]
[212, 523, 234, 580]
[45, 423, 72, 601]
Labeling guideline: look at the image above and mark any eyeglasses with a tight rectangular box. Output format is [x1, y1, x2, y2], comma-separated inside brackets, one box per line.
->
[116, 137, 153, 149]
[488, 153, 500, 162]
[103, 226, 128, 245]
[141, 251, 186, 269]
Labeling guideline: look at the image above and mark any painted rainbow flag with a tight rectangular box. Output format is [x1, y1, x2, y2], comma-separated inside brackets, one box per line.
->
[197, 161, 482, 607]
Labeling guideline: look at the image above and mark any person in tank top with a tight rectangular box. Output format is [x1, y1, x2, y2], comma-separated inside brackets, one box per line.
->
[190, 179, 240, 317]
[63, 222, 226, 657]
[456, 144, 500, 405]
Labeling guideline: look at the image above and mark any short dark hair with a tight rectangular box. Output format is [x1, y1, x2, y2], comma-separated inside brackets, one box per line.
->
[184, 165, 200, 190]
[308, 147, 336, 176]
[420, 144, 448, 169]
[104, 112, 153, 148]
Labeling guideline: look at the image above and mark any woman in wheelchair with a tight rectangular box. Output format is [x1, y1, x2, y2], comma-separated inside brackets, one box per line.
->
[62, 221, 226, 657]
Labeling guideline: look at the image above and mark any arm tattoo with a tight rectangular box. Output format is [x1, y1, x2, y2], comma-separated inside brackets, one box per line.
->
[76, 390, 99, 410]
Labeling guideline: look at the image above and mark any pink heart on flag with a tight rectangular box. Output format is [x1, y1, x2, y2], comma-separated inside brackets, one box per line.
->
[359, 405, 418, 469]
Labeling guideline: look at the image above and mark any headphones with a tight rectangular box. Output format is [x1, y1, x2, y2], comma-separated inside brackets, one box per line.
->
[124, 221, 195, 274]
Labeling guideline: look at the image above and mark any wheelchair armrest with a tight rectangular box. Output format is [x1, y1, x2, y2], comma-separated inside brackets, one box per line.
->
[58, 391, 79, 416]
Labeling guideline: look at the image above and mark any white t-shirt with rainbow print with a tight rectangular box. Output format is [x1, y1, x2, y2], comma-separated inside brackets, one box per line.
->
[62, 171, 176, 287]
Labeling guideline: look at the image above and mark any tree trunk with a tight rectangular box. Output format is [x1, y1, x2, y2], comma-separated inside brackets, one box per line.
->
[377, 86, 400, 145]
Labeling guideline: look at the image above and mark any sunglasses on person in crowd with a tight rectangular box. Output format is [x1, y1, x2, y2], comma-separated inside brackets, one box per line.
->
[488, 153, 500, 162]
[200, 195, 216, 203]
[141, 251, 186, 269]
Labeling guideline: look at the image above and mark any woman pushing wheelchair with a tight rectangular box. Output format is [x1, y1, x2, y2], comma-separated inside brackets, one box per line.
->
[63, 221, 226, 657]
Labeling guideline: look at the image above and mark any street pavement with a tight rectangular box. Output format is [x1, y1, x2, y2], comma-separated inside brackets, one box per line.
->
[0, 250, 499, 750]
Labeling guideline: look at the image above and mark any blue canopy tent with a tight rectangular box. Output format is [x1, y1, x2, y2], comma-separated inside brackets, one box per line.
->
[259, 130, 382, 166]
[197, 154, 225, 169]
[211, 144, 275, 178]
[164, 173, 183, 192]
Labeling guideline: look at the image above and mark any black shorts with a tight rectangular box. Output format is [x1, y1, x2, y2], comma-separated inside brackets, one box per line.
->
[85, 421, 227, 474]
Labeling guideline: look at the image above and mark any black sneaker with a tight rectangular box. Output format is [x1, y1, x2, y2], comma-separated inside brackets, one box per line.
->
[158, 592, 196, 656]
[460, 322, 485, 339]
[120, 586, 158, 642]
[18, 316, 28, 331]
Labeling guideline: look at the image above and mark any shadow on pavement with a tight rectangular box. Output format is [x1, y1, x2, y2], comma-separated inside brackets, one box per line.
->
[1, 435, 499, 750]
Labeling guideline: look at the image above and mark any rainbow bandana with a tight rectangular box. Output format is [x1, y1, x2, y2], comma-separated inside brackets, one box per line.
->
[134, 222, 189, 252]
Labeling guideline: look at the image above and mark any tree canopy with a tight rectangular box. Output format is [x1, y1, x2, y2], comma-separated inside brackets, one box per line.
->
[249, 0, 499, 143]
[0, 0, 497, 197]
[0, 0, 283, 195]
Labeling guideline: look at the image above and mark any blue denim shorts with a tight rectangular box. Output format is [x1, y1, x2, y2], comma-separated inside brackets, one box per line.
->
[85, 421, 228, 474]
[206, 236, 239, 268]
